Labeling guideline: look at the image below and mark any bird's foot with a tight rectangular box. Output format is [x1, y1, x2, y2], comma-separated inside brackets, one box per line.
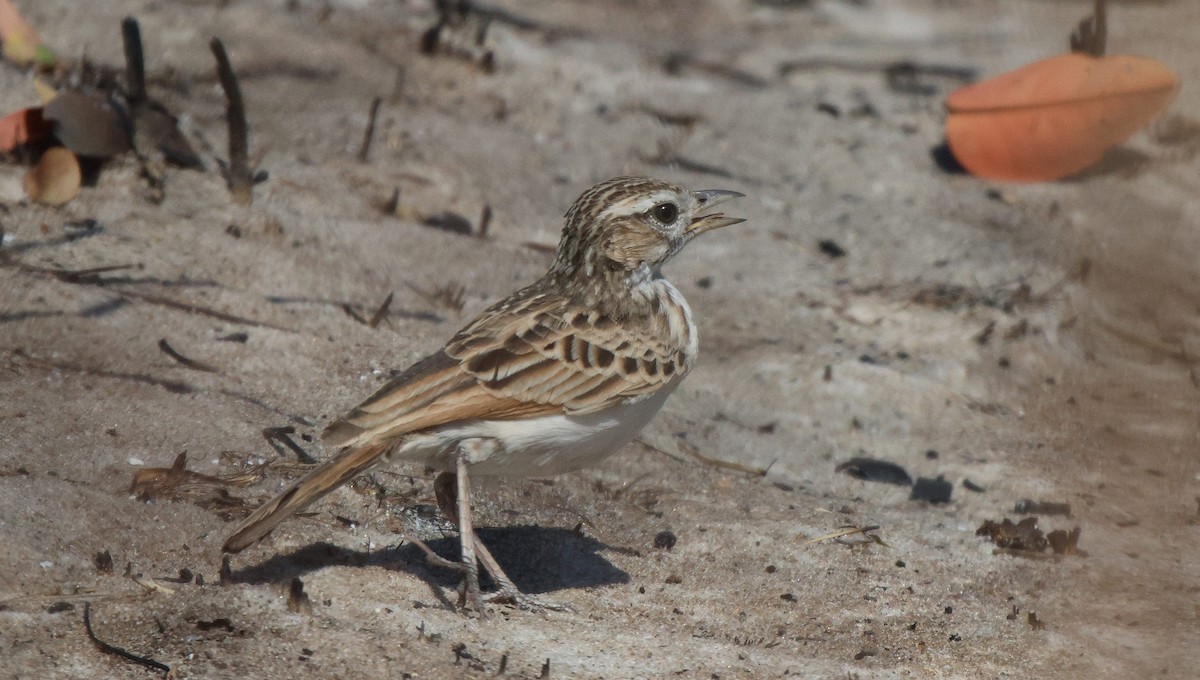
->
[482, 587, 573, 613]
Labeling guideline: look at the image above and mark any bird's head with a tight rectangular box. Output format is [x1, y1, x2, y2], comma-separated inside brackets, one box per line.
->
[550, 176, 745, 283]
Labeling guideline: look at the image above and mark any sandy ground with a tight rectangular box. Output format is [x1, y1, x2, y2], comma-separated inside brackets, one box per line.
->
[2, 0, 1198, 677]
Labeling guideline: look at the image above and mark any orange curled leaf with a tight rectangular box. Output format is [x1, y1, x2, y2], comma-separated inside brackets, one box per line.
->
[945, 53, 1179, 182]
[0, 106, 51, 153]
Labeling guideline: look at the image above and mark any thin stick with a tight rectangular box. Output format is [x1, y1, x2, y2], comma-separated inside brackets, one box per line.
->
[341, 303, 368, 325]
[121, 289, 293, 332]
[121, 17, 146, 105]
[158, 338, 219, 373]
[368, 292, 393, 328]
[83, 602, 172, 675]
[262, 426, 317, 465]
[404, 533, 467, 572]
[477, 205, 492, 238]
[804, 525, 884, 545]
[639, 437, 768, 477]
[358, 97, 382, 163]
[210, 38, 253, 205]
[1071, 0, 1107, 57]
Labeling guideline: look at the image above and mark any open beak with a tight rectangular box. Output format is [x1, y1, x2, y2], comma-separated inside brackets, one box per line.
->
[687, 189, 746, 239]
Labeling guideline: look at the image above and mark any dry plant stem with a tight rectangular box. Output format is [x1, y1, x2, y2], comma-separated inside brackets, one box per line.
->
[1071, 0, 1107, 57]
[358, 96, 382, 163]
[262, 426, 317, 464]
[368, 292, 393, 328]
[210, 37, 253, 205]
[639, 436, 768, 476]
[121, 17, 146, 105]
[83, 602, 172, 675]
[342, 303, 368, 325]
[121, 288, 292, 332]
[805, 525, 883, 545]
[157, 338, 219, 373]
[477, 204, 492, 238]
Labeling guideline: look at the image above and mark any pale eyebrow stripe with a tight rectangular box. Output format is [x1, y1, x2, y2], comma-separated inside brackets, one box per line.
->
[596, 191, 677, 221]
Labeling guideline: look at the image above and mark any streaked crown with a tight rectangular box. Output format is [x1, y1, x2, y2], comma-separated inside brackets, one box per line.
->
[548, 176, 744, 285]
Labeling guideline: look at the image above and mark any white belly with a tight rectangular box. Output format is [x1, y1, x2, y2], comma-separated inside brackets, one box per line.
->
[394, 384, 677, 477]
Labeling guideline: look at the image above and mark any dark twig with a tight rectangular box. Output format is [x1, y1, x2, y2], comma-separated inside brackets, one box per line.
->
[664, 52, 767, 88]
[358, 97, 382, 163]
[477, 205, 492, 239]
[778, 57, 976, 83]
[262, 426, 317, 464]
[210, 38, 254, 205]
[122, 17, 204, 174]
[7, 259, 293, 331]
[368, 292, 393, 328]
[83, 602, 172, 676]
[158, 338, 219, 373]
[404, 281, 465, 312]
[287, 577, 313, 614]
[52, 264, 140, 284]
[120, 289, 294, 332]
[1070, 0, 1107, 56]
[12, 348, 193, 395]
[341, 303, 369, 325]
[121, 17, 147, 106]
[380, 187, 401, 216]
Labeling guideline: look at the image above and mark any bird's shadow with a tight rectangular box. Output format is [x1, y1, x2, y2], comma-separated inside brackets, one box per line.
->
[226, 525, 630, 596]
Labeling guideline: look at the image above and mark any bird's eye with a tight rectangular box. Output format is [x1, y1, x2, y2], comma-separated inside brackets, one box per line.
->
[651, 202, 679, 224]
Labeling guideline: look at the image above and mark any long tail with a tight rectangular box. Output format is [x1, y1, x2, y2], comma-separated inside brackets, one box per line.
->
[223, 441, 394, 553]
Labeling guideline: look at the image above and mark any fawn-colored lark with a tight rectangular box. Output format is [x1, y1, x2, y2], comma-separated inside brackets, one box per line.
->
[225, 176, 745, 610]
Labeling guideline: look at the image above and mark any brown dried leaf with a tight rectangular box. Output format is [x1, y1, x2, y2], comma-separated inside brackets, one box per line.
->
[976, 517, 1048, 552]
[130, 451, 265, 511]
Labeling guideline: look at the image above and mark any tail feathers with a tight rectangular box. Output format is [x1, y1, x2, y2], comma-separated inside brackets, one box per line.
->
[223, 441, 393, 553]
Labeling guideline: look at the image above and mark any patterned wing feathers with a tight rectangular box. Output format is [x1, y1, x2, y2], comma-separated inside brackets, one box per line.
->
[324, 289, 689, 445]
[448, 298, 686, 416]
[321, 350, 557, 448]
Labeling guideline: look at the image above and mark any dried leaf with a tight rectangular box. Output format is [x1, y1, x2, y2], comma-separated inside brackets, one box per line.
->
[130, 451, 263, 515]
[24, 146, 81, 206]
[945, 53, 1179, 182]
[976, 517, 1048, 552]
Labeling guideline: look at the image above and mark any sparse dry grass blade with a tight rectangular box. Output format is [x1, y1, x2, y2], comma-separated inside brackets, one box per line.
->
[211, 37, 255, 205]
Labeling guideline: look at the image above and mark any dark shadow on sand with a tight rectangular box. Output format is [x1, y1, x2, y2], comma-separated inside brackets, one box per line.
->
[226, 525, 630, 596]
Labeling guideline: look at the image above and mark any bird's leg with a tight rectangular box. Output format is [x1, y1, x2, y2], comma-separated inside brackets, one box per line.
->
[433, 470, 570, 613]
[453, 452, 484, 612]
[435, 471, 516, 592]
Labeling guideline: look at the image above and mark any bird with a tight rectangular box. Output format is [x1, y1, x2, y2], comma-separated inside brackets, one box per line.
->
[223, 176, 745, 611]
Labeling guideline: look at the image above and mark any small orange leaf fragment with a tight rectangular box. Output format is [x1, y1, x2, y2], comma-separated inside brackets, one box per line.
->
[0, 0, 55, 67]
[945, 53, 1179, 182]
[0, 106, 51, 153]
[24, 146, 81, 206]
